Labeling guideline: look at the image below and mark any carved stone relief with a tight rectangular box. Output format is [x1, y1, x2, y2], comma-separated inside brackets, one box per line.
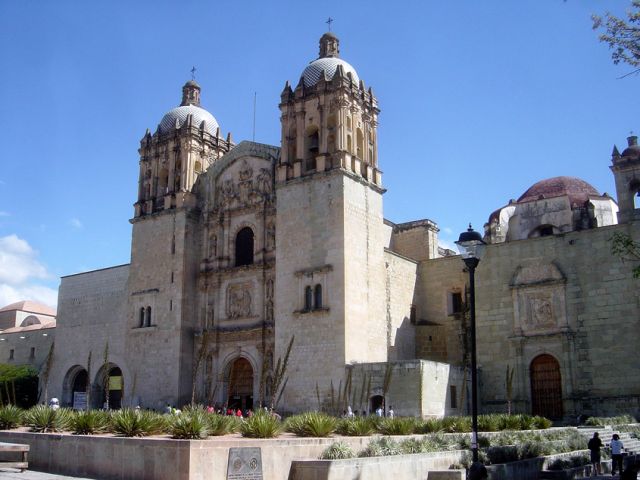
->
[265, 221, 275, 250]
[265, 278, 274, 322]
[216, 159, 273, 210]
[227, 283, 252, 319]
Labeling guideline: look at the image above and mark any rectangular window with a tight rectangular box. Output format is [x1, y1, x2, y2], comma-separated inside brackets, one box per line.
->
[450, 385, 458, 409]
[449, 291, 463, 315]
[9, 349, 14, 360]
[171, 271, 174, 283]
[170, 299, 173, 311]
[30, 347, 35, 359]
[410, 304, 417, 324]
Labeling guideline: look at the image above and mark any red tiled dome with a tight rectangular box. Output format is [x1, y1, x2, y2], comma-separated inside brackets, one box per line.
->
[517, 176, 600, 206]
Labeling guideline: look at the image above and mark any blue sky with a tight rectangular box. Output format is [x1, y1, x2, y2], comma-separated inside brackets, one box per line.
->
[0, 0, 637, 309]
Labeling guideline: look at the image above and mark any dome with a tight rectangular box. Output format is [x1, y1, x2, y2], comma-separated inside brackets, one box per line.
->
[517, 176, 600, 206]
[622, 144, 640, 158]
[158, 105, 219, 136]
[302, 57, 360, 88]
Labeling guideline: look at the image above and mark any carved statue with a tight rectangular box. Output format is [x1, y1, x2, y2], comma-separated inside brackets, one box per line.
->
[257, 168, 272, 196]
[228, 286, 252, 319]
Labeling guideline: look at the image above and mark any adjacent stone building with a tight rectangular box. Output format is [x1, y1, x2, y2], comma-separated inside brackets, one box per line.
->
[42, 32, 639, 420]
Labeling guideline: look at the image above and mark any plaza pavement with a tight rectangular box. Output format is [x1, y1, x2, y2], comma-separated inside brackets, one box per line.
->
[0, 469, 95, 479]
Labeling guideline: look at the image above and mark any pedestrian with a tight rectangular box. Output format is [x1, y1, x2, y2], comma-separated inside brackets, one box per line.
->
[588, 431, 602, 476]
[49, 398, 60, 410]
[347, 406, 354, 418]
[375, 406, 383, 417]
[388, 406, 394, 418]
[235, 408, 243, 418]
[611, 433, 624, 476]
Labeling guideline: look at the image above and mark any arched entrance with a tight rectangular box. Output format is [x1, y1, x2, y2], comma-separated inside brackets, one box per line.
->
[71, 369, 88, 409]
[227, 358, 253, 412]
[530, 354, 563, 419]
[370, 395, 384, 415]
[94, 365, 123, 410]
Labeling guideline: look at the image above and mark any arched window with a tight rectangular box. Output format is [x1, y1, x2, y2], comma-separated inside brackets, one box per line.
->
[139, 307, 145, 328]
[632, 180, 640, 209]
[356, 128, 364, 159]
[347, 135, 353, 154]
[235, 227, 254, 266]
[159, 168, 169, 195]
[304, 286, 313, 311]
[145, 306, 151, 327]
[305, 126, 319, 171]
[314, 284, 323, 309]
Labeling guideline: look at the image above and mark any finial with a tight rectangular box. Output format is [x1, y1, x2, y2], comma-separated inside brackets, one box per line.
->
[326, 17, 334, 31]
[191, 66, 197, 81]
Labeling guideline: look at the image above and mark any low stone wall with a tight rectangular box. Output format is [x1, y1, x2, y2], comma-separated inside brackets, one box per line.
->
[289, 452, 465, 480]
[0, 431, 463, 480]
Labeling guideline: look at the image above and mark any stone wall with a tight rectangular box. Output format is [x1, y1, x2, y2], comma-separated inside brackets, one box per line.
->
[49, 264, 129, 407]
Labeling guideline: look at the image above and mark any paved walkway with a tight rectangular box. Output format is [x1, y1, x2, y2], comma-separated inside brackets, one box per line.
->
[0, 469, 95, 479]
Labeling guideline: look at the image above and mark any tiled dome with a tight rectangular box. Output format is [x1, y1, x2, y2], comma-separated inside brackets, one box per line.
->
[302, 57, 360, 88]
[517, 176, 600, 206]
[159, 105, 219, 136]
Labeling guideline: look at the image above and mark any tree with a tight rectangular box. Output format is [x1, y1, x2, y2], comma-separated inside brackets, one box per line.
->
[593, 2, 640, 77]
[610, 231, 640, 277]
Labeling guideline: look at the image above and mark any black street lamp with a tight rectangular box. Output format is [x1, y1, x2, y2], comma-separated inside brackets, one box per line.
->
[456, 224, 487, 480]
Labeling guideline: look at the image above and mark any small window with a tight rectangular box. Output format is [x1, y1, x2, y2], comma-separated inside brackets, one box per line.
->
[235, 227, 254, 266]
[30, 347, 35, 359]
[145, 306, 152, 327]
[139, 307, 145, 327]
[410, 304, 417, 324]
[171, 271, 174, 283]
[450, 385, 458, 409]
[9, 349, 14, 360]
[170, 299, 173, 311]
[451, 292, 463, 314]
[314, 284, 323, 309]
[304, 286, 313, 311]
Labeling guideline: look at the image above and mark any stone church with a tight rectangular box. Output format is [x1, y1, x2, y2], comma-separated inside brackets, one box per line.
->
[42, 32, 639, 420]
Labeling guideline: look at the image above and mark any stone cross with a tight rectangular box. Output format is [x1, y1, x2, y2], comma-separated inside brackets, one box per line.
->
[326, 17, 333, 31]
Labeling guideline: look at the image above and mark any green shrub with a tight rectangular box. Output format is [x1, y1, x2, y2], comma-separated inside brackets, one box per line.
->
[170, 408, 209, 439]
[440, 416, 472, 433]
[240, 409, 282, 438]
[111, 408, 166, 437]
[418, 417, 443, 433]
[478, 414, 501, 432]
[531, 415, 552, 429]
[25, 406, 72, 433]
[207, 413, 241, 436]
[359, 437, 401, 457]
[336, 417, 376, 436]
[70, 409, 110, 435]
[320, 441, 355, 459]
[376, 417, 416, 436]
[286, 412, 336, 437]
[0, 405, 24, 429]
[585, 414, 635, 427]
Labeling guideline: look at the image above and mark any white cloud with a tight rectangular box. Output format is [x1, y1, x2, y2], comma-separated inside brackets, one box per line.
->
[442, 227, 453, 235]
[69, 218, 83, 229]
[0, 211, 9, 217]
[0, 234, 57, 308]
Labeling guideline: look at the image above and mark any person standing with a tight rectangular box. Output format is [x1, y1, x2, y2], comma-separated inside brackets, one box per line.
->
[588, 432, 603, 476]
[611, 433, 624, 476]
[388, 406, 394, 418]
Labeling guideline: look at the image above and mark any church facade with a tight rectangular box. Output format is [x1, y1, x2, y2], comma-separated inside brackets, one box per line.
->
[45, 33, 640, 420]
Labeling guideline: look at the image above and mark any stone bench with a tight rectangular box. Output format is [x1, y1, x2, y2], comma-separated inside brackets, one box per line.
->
[0, 442, 29, 471]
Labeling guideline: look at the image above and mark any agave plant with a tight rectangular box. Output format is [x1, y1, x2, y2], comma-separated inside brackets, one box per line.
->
[286, 412, 336, 437]
[240, 409, 282, 438]
[320, 441, 355, 460]
[376, 417, 416, 436]
[25, 405, 72, 433]
[358, 437, 401, 457]
[336, 416, 375, 436]
[170, 408, 209, 439]
[111, 408, 166, 437]
[0, 405, 24, 429]
[70, 409, 111, 435]
[206, 413, 241, 436]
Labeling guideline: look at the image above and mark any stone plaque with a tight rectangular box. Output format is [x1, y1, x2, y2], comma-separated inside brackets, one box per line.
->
[227, 447, 263, 480]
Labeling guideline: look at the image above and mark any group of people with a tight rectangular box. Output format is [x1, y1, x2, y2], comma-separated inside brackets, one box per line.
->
[588, 432, 637, 478]
[343, 405, 395, 418]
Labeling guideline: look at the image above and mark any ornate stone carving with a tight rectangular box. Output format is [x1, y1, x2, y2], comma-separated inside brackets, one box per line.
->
[265, 278, 274, 322]
[256, 168, 272, 196]
[526, 293, 555, 329]
[265, 221, 275, 250]
[227, 283, 252, 319]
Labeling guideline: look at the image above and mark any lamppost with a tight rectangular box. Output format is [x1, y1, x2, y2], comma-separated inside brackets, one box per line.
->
[455, 224, 487, 480]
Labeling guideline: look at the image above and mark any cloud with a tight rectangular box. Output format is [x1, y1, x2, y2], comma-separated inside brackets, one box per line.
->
[0, 211, 9, 217]
[439, 239, 459, 254]
[69, 218, 83, 229]
[0, 234, 57, 308]
[442, 227, 453, 235]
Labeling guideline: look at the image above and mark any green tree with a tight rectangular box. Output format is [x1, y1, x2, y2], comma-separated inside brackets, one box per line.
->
[610, 231, 640, 277]
[593, 2, 640, 76]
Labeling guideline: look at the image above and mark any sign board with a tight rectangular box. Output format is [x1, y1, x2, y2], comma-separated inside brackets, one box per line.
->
[73, 391, 87, 410]
[227, 447, 263, 480]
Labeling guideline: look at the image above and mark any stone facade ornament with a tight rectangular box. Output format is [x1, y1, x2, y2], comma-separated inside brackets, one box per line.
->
[227, 283, 252, 319]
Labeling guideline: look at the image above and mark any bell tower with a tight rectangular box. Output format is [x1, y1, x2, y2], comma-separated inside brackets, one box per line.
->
[611, 134, 640, 223]
[274, 33, 387, 411]
[277, 33, 382, 186]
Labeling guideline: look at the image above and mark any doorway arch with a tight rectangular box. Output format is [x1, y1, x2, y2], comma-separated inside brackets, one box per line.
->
[227, 357, 253, 412]
[370, 395, 384, 415]
[530, 354, 563, 419]
[94, 364, 123, 410]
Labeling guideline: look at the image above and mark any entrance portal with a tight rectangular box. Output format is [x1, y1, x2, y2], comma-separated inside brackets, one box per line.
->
[227, 358, 253, 412]
[530, 354, 563, 419]
[370, 395, 384, 415]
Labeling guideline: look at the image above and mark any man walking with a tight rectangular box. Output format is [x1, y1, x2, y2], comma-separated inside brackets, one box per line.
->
[611, 434, 624, 477]
[588, 432, 602, 476]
